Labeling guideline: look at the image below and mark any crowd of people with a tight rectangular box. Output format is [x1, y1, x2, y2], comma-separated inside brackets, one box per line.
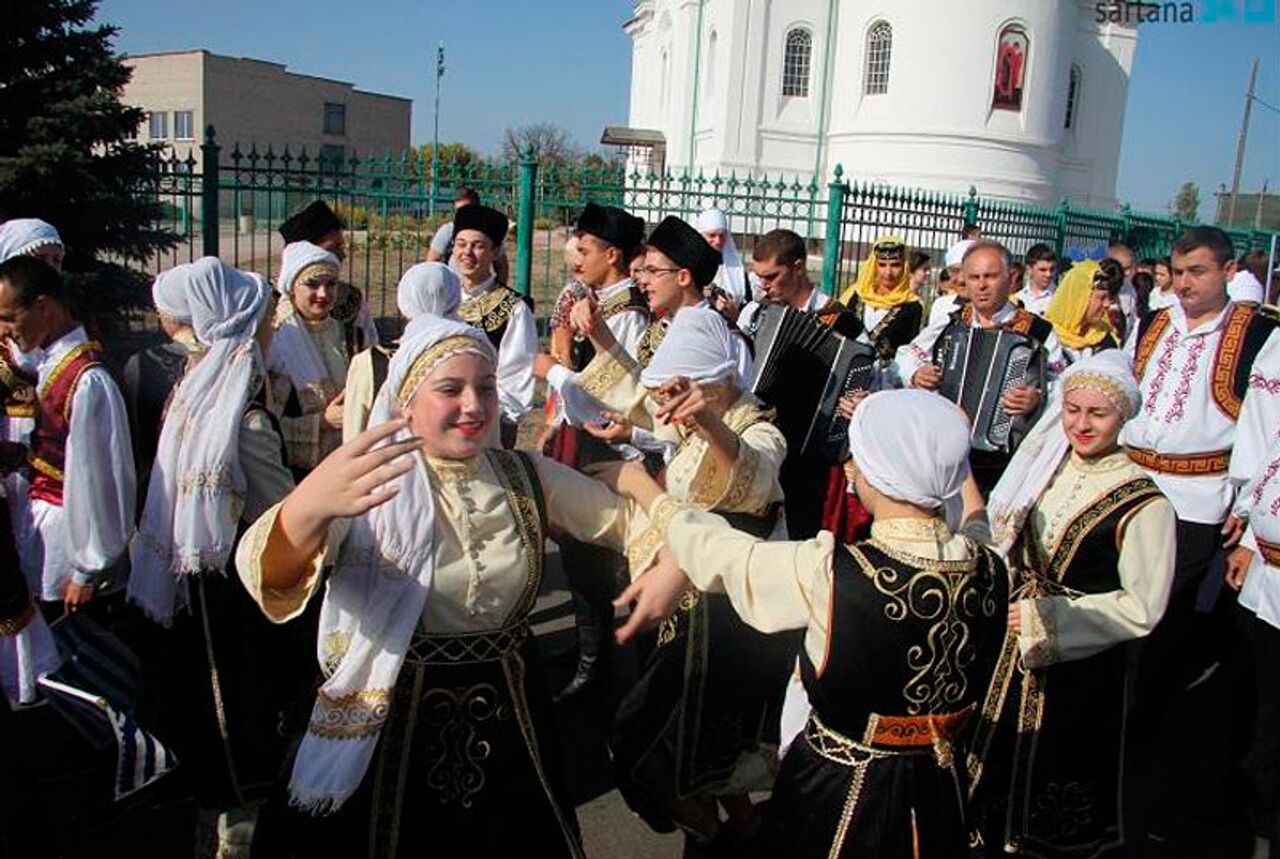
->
[0, 194, 1278, 859]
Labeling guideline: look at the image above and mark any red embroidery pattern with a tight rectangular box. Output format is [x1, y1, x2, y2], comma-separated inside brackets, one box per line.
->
[1144, 330, 1182, 416]
[1163, 336, 1206, 424]
[1256, 458, 1280, 508]
[1250, 373, 1280, 396]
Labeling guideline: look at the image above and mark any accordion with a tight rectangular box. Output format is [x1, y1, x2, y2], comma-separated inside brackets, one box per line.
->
[933, 324, 1044, 453]
[748, 303, 876, 463]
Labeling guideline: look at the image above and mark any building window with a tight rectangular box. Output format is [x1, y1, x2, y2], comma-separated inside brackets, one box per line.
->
[174, 110, 194, 140]
[864, 21, 892, 95]
[319, 144, 345, 172]
[781, 28, 812, 98]
[148, 111, 168, 140]
[323, 102, 346, 135]
[993, 25, 1029, 111]
[1064, 64, 1081, 129]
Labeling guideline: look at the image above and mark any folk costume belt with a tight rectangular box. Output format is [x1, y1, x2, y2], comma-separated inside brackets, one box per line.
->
[804, 705, 974, 770]
[404, 622, 529, 666]
[1126, 446, 1230, 476]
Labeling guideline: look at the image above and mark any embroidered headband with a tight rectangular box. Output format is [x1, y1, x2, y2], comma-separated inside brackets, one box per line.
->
[1063, 371, 1137, 418]
[397, 335, 495, 408]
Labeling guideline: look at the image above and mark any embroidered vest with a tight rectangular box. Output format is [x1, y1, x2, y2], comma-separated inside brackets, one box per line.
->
[459, 283, 533, 351]
[570, 285, 651, 370]
[1133, 304, 1277, 420]
[28, 341, 106, 506]
[0, 348, 37, 422]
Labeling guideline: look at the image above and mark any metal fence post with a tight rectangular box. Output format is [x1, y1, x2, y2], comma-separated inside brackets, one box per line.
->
[201, 125, 221, 258]
[1055, 198, 1070, 258]
[1119, 203, 1132, 245]
[515, 146, 537, 298]
[964, 186, 979, 229]
[821, 164, 846, 296]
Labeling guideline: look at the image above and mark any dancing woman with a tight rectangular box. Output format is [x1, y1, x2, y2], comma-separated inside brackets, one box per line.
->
[968, 351, 1176, 858]
[237, 315, 672, 857]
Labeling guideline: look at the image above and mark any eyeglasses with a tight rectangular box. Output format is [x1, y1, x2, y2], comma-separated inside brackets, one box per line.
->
[634, 266, 681, 277]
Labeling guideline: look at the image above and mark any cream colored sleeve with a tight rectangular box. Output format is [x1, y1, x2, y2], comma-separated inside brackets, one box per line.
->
[235, 502, 349, 624]
[686, 421, 787, 514]
[532, 455, 660, 575]
[1019, 497, 1177, 668]
[662, 497, 835, 664]
[576, 342, 649, 426]
[342, 349, 376, 444]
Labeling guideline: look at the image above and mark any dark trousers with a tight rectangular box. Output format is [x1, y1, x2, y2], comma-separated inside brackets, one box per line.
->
[1126, 519, 1255, 854]
[1244, 608, 1280, 847]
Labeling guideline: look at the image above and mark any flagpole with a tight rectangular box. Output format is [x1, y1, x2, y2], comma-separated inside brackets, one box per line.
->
[431, 42, 445, 217]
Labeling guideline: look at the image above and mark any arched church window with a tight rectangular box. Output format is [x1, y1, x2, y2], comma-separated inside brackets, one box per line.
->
[864, 21, 892, 95]
[992, 25, 1029, 111]
[782, 28, 812, 98]
[1064, 64, 1081, 128]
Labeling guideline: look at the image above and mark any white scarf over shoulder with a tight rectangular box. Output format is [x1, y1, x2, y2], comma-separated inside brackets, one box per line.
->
[640, 305, 740, 388]
[269, 241, 342, 393]
[290, 315, 495, 814]
[987, 350, 1141, 557]
[129, 258, 270, 624]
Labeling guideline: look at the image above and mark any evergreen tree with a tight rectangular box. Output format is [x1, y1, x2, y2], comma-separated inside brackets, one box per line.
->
[0, 0, 175, 326]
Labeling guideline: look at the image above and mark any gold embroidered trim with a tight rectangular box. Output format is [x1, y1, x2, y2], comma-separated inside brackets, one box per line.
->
[487, 450, 545, 625]
[1126, 446, 1229, 476]
[28, 454, 64, 481]
[579, 342, 641, 402]
[397, 335, 491, 408]
[0, 603, 35, 637]
[291, 261, 339, 290]
[1041, 477, 1161, 583]
[1133, 310, 1171, 380]
[405, 623, 529, 665]
[309, 687, 394, 739]
[459, 286, 523, 334]
[1211, 303, 1253, 419]
[1063, 372, 1136, 416]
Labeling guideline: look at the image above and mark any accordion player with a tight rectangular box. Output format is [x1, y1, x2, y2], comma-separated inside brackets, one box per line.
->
[748, 303, 876, 464]
[931, 302, 1054, 489]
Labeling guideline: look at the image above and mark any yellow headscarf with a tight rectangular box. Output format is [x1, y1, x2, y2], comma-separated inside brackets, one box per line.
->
[840, 235, 919, 310]
[1043, 261, 1117, 351]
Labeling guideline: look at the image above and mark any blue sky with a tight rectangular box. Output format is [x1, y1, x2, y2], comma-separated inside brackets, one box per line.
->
[97, 0, 1277, 217]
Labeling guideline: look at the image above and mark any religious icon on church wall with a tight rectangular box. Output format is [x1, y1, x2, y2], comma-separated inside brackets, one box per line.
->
[992, 26, 1029, 111]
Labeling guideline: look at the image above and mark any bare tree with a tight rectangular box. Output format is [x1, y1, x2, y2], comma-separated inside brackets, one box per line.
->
[500, 123, 578, 165]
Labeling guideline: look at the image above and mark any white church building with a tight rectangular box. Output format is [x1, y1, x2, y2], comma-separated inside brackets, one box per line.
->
[619, 0, 1139, 208]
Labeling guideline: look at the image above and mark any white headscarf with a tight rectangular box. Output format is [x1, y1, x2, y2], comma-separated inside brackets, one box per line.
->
[151, 264, 195, 324]
[289, 315, 496, 814]
[696, 208, 747, 304]
[0, 219, 62, 263]
[640, 305, 740, 388]
[396, 261, 462, 321]
[846, 389, 972, 528]
[987, 349, 1141, 557]
[269, 242, 342, 393]
[128, 258, 271, 624]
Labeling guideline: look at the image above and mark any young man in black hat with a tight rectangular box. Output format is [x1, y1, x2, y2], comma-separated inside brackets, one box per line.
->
[532, 202, 654, 704]
[426, 189, 510, 284]
[452, 204, 534, 448]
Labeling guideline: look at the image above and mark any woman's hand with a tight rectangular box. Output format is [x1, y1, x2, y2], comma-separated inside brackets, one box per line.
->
[283, 419, 422, 533]
[613, 547, 691, 644]
[321, 390, 346, 430]
[1008, 600, 1022, 633]
[654, 377, 712, 430]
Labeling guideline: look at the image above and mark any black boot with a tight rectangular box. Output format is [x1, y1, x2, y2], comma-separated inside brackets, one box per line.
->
[554, 593, 611, 704]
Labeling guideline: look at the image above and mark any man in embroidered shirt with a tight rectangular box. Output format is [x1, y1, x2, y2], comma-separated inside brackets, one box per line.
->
[452, 204, 535, 448]
[895, 240, 1063, 494]
[426, 189, 510, 284]
[0, 256, 134, 614]
[1121, 225, 1280, 845]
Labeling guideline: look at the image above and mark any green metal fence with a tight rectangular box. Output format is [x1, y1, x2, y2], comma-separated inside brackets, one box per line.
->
[137, 127, 1279, 329]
